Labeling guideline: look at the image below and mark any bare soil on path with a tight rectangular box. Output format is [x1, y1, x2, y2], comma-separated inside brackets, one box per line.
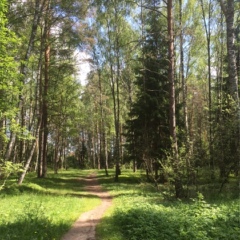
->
[61, 172, 112, 240]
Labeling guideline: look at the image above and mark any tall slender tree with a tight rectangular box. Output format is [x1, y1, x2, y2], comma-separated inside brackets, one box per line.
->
[218, 0, 239, 104]
[167, 0, 183, 198]
[200, 0, 214, 177]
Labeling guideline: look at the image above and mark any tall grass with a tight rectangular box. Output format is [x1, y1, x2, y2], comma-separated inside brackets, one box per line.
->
[96, 169, 240, 240]
[0, 169, 100, 240]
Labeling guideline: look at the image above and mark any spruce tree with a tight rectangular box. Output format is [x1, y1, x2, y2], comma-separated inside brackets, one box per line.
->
[125, 6, 170, 182]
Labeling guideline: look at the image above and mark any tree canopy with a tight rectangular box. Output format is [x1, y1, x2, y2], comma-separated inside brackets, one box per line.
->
[0, 0, 239, 198]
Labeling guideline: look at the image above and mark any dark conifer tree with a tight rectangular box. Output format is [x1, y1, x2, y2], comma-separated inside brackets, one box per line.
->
[125, 5, 170, 181]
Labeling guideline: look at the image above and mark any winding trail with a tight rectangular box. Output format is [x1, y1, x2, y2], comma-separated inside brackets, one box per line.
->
[61, 173, 112, 240]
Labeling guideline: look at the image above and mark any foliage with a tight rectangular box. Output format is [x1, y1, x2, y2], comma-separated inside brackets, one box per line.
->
[0, 0, 20, 149]
[113, 197, 239, 240]
[0, 160, 23, 190]
[0, 0, 239, 209]
[124, 3, 170, 179]
[97, 170, 240, 240]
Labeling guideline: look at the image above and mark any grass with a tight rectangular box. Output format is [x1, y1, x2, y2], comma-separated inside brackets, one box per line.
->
[0, 169, 101, 240]
[96, 169, 240, 240]
[1, 168, 239, 240]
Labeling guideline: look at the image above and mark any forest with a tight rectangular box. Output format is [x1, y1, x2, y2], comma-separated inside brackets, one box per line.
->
[0, 0, 240, 239]
[0, 0, 240, 202]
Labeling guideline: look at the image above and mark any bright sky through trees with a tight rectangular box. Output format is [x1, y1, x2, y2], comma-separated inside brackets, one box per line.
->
[74, 50, 91, 86]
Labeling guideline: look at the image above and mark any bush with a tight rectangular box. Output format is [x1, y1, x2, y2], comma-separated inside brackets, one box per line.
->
[0, 160, 23, 190]
[112, 194, 240, 240]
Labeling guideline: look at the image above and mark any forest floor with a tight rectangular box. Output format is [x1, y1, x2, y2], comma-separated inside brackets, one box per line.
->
[61, 172, 112, 240]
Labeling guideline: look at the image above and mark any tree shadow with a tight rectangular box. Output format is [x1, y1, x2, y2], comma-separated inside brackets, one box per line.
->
[0, 216, 69, 240]
[0, 175, 100, 200]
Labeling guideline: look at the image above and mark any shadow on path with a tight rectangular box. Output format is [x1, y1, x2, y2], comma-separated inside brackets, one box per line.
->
[61, 173, 112, 240]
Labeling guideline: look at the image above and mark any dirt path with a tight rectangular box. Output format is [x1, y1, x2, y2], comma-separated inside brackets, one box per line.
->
[61, 173, 112, 240]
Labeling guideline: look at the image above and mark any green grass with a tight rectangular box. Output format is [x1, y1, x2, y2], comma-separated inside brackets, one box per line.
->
[1, 169, 239, 240]
[0, 169, 101, 240]
[96, 169, 240, 240]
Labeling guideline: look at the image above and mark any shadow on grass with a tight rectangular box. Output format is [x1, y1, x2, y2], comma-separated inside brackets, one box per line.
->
[96, 172, 240, 207]
[0, 216, 69, 240]
[97, 172, 143, 184]
[30, 176, 84, 191]
[0, 171, 100, 200]
[0, 183, 102, 203]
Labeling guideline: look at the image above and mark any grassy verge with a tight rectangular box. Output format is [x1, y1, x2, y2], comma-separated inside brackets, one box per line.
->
[0, 169, 101, 240]
[96, 169, 240, 240]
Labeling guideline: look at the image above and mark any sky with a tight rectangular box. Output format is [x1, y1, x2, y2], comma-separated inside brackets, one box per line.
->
[74, 50, 91, 86]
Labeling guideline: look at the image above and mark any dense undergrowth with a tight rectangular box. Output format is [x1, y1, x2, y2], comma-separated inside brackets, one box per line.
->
[97, 169, 240, 240]
[0, 170, 100, 240]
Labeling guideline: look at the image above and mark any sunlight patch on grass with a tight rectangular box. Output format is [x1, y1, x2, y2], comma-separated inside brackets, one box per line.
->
[0, 169, 101, 240]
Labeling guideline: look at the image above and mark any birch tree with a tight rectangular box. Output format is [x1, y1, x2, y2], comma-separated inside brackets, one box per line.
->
[218, 0, 239, 105]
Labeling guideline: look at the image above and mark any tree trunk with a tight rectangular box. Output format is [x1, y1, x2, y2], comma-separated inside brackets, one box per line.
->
[179, 0, 189, 141]
[92, 134, 96, 169]
[179, 0, 192, 186]
[18, 137, 37, 184]
[218, 0, 240, 179]
[98, 68, 109, 175]
[106, 18, 120, 181]
[4, 133, 16, 161]
[0, 119, 3, 157]
[167, 0, 183, 198]
[104, 133, 109, 176]
[200, 0, 214, 178]
[38, 0, 50, 178]
[96, 122, 101, 169]
[219, 0, 239, 102]
[54, 132, 60, 174]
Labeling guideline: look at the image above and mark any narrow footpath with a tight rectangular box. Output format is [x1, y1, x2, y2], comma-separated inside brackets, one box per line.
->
[61, 173, 112, 240]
